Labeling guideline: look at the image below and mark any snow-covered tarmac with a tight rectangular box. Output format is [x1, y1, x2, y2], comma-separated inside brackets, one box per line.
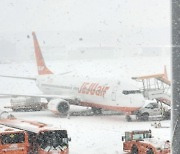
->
[0, 102, 171, 154]
[0, 56, 171, 153]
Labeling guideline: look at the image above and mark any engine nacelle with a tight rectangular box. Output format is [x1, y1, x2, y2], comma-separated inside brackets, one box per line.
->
[48, 99, 70, 115]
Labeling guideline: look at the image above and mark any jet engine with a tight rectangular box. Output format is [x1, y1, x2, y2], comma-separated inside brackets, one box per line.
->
[48, 99, 70, 115]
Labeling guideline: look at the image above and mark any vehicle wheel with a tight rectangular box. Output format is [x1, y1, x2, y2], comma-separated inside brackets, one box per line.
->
[12, 109, 18, 112]
[23, 108, 29, 112]
[35, 106, 42, 111]
[27, 108, 34, 112]
[13, 108, 22, 112]
[131, 145, 138, 154]
[136, 114, 141, 120]
[126, 115, 132, 122]
[163, 111, 170, 120]
[92, 107, 102, 115]
[141, 113, 149, 121]
[146, 148, 154, 154]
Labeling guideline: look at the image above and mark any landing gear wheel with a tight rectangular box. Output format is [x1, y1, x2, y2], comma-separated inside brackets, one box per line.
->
[12, 108, 23, 112]
[163, 111, 170, 120]
[141, 113, 149, 121]
[126, 115, 132, 122]
[34, 106, 43, 111]
[12, 109, 18, 112]
[91, 108, 102, 115]
[131, 145, 138, 154]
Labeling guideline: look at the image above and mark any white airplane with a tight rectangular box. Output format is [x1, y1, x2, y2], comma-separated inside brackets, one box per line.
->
[0, 32, 145, 118]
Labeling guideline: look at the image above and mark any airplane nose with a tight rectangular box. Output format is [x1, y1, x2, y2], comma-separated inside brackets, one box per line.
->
[132, 95, 145, 107]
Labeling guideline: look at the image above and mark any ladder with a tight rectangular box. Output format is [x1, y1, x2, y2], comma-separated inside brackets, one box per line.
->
[132, 68, 171, 106]
[143, 89, 171, 106]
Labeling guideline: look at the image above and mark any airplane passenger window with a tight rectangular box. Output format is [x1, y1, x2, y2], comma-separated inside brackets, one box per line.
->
[0, 0, 171, 154]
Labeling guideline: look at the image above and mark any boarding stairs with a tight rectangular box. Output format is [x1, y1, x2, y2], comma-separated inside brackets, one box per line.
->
[143, 89, 171, 106]
[132, 70, 171, 106]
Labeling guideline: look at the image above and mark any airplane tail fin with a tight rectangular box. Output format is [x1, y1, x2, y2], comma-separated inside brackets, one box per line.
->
[32, 32, 53, 75]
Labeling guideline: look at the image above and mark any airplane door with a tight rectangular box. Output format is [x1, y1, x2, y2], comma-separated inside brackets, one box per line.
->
[112, 86, 118, 101]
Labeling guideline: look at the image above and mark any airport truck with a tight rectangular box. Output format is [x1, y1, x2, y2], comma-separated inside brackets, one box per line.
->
[0, 111, 71, 154]
[135, 102, 170, 121]
[4, 97, 47, 112]
[122, 130, 170, 154]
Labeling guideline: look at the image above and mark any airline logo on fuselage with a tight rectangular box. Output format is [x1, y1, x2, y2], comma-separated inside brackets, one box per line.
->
[78, 82, 109, 97]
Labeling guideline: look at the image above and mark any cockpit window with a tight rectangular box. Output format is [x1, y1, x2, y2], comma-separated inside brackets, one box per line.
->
[122, 90, 141, 95]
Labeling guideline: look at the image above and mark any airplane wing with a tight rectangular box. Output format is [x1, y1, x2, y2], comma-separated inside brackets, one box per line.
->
[0, 93, 80, 105]
[0, 75, 36, 80]
[0, 71, 72, 81]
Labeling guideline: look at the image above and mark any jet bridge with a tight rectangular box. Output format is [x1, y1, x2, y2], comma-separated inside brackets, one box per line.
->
[132, 67, 171, 106]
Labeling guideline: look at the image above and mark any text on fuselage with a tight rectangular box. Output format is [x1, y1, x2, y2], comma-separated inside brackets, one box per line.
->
[78, 82, 109, 97]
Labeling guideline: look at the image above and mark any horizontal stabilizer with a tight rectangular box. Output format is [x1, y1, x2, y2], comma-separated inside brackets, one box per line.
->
[0, 75, 36, 80]
[57, 71, 72, 75]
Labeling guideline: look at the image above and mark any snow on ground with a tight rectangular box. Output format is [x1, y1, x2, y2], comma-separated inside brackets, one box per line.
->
[0, 99, 171, 154]
[0, 56, 170, 154]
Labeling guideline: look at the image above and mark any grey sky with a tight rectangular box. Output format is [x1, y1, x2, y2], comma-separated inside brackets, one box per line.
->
[0, 0, 171, 61]
[0, 0, 170, 32]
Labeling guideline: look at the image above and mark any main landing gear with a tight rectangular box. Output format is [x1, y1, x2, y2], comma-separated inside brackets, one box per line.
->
[126, 115, 132, 122]
[91, 107, 102, 115]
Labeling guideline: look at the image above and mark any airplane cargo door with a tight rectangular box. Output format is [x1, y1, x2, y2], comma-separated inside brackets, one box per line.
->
[112, 86, 118, 101]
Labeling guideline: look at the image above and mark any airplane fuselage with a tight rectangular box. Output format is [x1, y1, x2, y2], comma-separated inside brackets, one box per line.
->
[0, 32, 146, 116]
[36, 74, 145, 112]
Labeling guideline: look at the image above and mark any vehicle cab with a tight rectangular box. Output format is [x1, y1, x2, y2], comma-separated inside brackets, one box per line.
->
[122, 130, 170, 154]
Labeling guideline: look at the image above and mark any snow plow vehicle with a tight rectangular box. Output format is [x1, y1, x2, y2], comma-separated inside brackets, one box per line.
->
[122, 130, 170, 154]
[0, 111, 71, 154]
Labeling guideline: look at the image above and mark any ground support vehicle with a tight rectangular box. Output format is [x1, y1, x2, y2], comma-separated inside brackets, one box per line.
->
[4, 97, 47, 112]
[132, 67, 171, 107]
[0, 124, 28, 154]
[132, 69, 171, 122]
[135, 102, 170, 121]
[0, 111, 71, 154]
[122, 130, 170, 154]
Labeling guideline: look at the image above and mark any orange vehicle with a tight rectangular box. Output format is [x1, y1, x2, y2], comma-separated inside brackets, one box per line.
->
[0, 112, 70, 154]
[0, 124, 28, 154]
[122, 130, 170, 154]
